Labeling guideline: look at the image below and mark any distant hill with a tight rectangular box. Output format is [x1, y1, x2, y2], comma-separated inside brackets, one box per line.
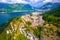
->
[0, 3, 34, 13]
[0, 2, 60, 13]
[36, 2, 60, 10]
[44, 5, 60, 17]
[0, 3, 10, 8]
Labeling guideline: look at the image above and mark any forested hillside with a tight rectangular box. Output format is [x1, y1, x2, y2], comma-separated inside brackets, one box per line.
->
[43, 5, 60, 27]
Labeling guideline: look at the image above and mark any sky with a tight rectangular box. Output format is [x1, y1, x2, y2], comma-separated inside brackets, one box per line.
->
[0, 0, 60, 4]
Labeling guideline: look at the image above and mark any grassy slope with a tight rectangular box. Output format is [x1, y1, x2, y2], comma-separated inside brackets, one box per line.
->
[0, 16, 29, 40]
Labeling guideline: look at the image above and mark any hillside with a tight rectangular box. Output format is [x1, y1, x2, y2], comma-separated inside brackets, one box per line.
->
[0, 11, 60, 40]
[43, 5, 60, 27]
[0, 13, 44, 40]
[42, 6, 60, 40]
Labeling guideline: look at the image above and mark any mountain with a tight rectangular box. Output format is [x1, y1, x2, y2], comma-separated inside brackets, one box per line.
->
[0, 3, 10, 8]
[0, 3, 34, 13]
[34, 2, 60, 10]
[0, 13, 42, 40]
[0, 8, 60, 40]
[0, 2, 60, 13]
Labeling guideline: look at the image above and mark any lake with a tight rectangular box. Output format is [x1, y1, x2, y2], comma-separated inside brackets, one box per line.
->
[0, 12, 30, 25]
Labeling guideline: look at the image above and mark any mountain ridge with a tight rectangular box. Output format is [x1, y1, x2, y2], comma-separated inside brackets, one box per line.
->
[0, 2, 60, 12]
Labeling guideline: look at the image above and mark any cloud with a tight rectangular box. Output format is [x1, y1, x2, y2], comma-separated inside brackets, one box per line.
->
[0, 0, 60, 4]
[0, 0, 29, 4]
[43, 0, 60, 3]
[43, 0, 52, 2]
[0, 0, 44, 4]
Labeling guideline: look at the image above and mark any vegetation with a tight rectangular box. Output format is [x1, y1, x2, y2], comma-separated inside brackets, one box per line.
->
[0, 16, 29, 40]
[0, 5, 60, 40]
[0, 4, 34, 13]
[42, 5, 60, 40]
[43, 5, 60, 28]
[33, 26, 42, 38]
[43, 5, 60, 17]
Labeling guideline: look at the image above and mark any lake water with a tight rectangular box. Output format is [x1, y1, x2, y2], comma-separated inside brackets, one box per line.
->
[0, 12, 30, 25]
